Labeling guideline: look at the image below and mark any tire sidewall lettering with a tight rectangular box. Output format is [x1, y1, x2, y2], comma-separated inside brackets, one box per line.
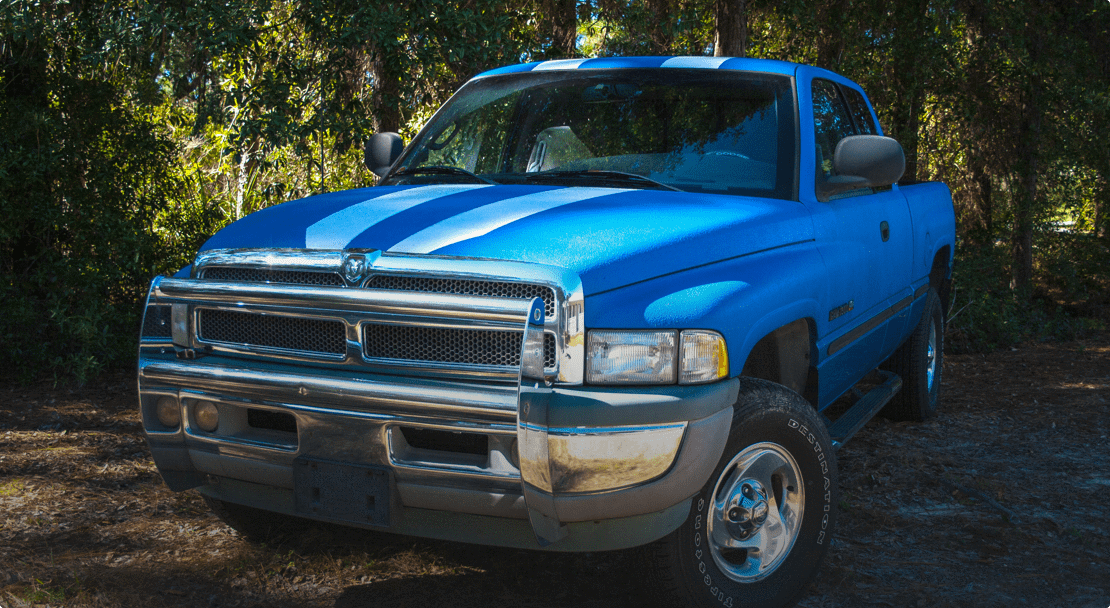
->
[679, 386, 837, 608]
[788, 418, 833, 544]
[692, 492, 736, 607]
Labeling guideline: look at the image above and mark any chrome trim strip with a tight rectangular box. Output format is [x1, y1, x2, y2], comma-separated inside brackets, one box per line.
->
[389, 461, 522, 482]
[194, 249, 348, 276]
[157, 278, 535, 324]
[388, 420, 518, 436]
[827, 292, 915, 356]
[183, 427, 298, 453]
[522, 422, 689, 435]
[139, 360, 519, 419]
[358, 357, 519, 379]
[146, 387, 521, 434]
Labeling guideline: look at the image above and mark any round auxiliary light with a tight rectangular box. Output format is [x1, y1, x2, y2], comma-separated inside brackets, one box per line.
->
[194, 400, 220, 433]
[156, 396, 180, 428]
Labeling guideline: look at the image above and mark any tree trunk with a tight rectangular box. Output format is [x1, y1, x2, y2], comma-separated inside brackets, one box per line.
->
[1096, 173, 1108, 240]
[370, 54, 404, 134]
[971, 156, 994, 240]
[1011, 97, 1042, 294]
[646, 0, 674, 54]
[542, 0, 577, 58]
[713, 0, 747, 58]
[815, 0, 850, 70]
[886, 0, 931, 184]
[1011, 21, 1045, 295]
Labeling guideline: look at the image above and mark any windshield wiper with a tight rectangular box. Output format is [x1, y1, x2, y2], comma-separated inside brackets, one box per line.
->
[521, 169, 683, 192]
[387, 166, 499, 185]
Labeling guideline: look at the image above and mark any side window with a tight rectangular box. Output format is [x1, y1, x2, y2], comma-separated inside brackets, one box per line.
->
[842, 87, 877, 135]
[812, 79, 856, 180]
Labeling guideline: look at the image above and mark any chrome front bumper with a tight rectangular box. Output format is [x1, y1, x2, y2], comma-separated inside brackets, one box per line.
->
[139, 257, 736, 550]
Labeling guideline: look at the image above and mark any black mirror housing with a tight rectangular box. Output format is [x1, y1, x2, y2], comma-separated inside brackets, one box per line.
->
[365, 132, 405, 178]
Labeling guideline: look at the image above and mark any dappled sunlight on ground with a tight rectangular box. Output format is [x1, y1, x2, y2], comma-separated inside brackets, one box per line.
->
[1, 332, 1108, 607]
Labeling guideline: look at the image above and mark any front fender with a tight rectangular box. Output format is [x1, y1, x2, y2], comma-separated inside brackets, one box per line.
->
[584, 241, 825, 377]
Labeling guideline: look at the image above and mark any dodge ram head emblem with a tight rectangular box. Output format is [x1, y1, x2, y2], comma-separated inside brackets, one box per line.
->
[342, 254, 366, 285]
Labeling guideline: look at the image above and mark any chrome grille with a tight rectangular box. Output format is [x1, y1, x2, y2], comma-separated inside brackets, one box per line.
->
[201, 267, 344, 286]
[364, 324, 557, 369]
[365, 275, 556, 316]
[198, 309, 346, 355]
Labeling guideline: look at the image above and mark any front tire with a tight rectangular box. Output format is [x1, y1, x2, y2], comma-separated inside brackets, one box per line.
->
[642, 378, 837, 608]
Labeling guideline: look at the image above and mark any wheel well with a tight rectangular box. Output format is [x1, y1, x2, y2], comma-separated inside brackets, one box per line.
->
[739, 318, 818, 406]
[930, 247, 951, 317]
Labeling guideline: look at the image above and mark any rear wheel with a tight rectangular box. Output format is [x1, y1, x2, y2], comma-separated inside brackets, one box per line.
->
[882, 287, 944, 421]
[642, 378, 837, 608]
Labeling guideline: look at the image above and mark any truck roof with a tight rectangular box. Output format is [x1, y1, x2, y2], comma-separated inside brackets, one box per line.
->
[475, 56, 800, 79]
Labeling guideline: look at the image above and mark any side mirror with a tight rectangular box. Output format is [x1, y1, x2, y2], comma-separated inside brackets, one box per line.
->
[364, 132, 405, 178]
[819, 135, 905, 200]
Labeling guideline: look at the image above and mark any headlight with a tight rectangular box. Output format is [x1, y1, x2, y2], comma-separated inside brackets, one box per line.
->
[586, 329, 728, 385]
[587, 330, 677, 384]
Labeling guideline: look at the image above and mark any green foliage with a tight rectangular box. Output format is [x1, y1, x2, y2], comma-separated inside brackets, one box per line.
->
[1, 0, 188, 383]
[946, 237, 1108, 354]
[1, 0, 1108, 383]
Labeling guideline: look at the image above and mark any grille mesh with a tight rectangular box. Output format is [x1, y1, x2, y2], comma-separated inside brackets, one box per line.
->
[366, 275, 556, 316]
[141, 304, 173, 338]
[192, 266, 563, 370]
[198, 309, 346, 355]
[202, 267, 344, 286]
[364, 324, 557, 368]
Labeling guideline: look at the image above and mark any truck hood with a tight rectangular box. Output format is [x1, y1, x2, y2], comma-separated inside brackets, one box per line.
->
[200, 184, 814, 294]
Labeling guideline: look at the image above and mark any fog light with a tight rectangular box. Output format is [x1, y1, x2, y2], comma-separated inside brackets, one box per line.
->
[156, 396, 180, 428]
[194, 400, 220, 432]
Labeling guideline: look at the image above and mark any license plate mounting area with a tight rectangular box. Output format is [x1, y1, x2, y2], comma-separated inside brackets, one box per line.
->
[293, 457, 391, 528]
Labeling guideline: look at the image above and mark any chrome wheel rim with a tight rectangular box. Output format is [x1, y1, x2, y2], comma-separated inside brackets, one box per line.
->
[708, 442, 804, 582]
[926, 321, 937, 392]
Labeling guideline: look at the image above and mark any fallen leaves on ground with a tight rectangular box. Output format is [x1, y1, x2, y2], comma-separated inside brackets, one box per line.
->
[1, 333, 1108, 607]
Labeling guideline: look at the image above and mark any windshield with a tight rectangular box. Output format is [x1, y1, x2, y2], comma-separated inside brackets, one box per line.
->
[387, 69, 797, 199]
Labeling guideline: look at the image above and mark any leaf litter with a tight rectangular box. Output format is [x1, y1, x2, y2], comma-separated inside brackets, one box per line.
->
[1, 333, 1108, 607]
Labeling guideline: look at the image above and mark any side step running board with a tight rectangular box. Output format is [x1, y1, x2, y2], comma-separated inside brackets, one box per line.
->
[826, 371, 902, 450]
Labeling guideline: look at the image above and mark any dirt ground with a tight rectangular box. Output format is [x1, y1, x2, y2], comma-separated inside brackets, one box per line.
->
[1, 333, 1108, 608]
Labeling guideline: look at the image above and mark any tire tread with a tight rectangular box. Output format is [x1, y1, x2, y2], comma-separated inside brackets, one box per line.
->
[639, 378, 835, 608]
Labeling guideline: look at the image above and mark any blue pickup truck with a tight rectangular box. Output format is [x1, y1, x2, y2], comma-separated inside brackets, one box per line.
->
[138, 56, 955, 608]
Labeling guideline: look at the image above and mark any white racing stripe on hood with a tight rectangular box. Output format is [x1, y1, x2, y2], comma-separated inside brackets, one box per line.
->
[305, 184, 492, 249]
[389, 187, 623, 254]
